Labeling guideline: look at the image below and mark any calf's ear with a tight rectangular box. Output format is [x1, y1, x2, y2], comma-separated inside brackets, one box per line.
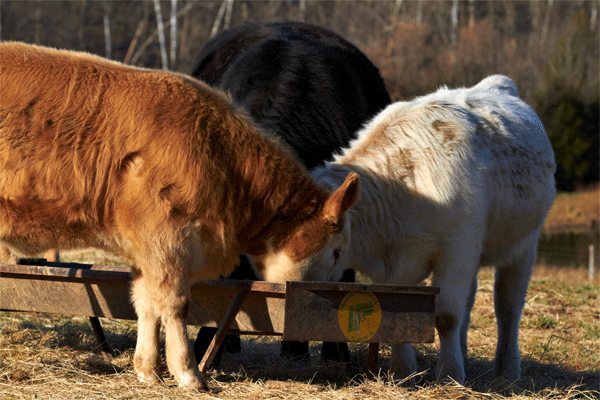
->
[322, 173, 359, 223]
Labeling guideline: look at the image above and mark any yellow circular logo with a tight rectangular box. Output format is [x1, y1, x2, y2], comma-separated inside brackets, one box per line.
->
[338, 291, 381, 341]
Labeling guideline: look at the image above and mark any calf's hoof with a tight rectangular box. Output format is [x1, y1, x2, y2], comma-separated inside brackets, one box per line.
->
[494, 355, 521, 383]
[280, 340, 310, 361]
[177, 370, 210, 392]
[136, 370, 160, 385]
[223, 334, 242, 354]
[390, 368, 418, 387]
[389, 343, 418, 386]
[434, 362, 465, 385]
[321, 342, 350, 363]
[134, 353, 163, 386]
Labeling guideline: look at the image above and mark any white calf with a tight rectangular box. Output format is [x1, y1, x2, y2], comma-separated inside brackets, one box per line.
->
[312, 75, 556, 383]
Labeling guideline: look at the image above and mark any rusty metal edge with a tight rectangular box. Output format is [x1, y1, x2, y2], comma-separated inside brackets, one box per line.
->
[286, 281, 440, 295]
[0, 264, 287, 294]
[0, 263, 131, 282]
[1, 263, 439, 296]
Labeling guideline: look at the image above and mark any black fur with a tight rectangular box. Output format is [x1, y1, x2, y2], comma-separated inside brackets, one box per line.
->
[191, 21, 391, 169]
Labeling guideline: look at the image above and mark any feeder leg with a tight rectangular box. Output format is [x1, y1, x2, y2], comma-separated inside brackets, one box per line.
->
[89, 317, 114, 360]
[368, 342, 380, 377]
[198, 289, 249, 372]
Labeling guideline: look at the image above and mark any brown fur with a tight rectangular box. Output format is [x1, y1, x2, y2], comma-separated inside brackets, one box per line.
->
[0, 42, 358, 390]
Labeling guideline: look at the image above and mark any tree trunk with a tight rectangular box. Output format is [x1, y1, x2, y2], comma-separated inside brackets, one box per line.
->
[394, 0, 403, 15]
[299, 0, 306, 21]
[469, 0, 476, 27]
[153, 0, 168, 69]
[102, 0, 111, 59]
[79, 0, 87, 50]
[34, 0, 42, 44]
[591, 0, 598, 31]
[129, 1, 194, 67]
[416, 0, 424, 24]
[170, 0, 178, 69]
[224, 0, 234, 31]
[211, 0, 227, 38]
[124, 8, 149, 65]
[541, 0, 554, 45]
[451, 0, 458, 49]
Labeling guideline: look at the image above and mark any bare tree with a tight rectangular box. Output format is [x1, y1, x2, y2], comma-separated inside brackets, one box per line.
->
[394, 0, 403, 15]
[170, 0, 178, 69]
[224, 0, 234, 31]
[34, 0, 42, 44]
[541, 0, 554, 45]
[416, 0, 424, 23]
[469, 0, 476, 27]
[299, 0, 306, 21]
[129, 2, 195, 67]
[153, 0, 168, 69]
[211, 0, 228, 38]
[451, 0, 458, 49]
[102, 0, 111, 58]
[591, 0, 598, 31]
[125, 6, 149, 65]
[79, 0, 87, 50]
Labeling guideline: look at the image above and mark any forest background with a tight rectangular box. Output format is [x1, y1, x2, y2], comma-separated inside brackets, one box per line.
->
[1, 0, 598, 192]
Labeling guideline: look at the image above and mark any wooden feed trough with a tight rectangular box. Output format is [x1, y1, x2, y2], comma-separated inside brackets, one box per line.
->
[0, 261, 439, 374]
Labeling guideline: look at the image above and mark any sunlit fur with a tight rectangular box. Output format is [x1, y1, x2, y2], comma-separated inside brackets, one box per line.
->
[0, 42, 358, 391]
[252, 172, 359, 283]
[312, 75, 556, 384]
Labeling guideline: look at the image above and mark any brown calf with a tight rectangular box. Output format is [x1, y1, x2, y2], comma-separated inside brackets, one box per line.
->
[0, 42, 358, 390]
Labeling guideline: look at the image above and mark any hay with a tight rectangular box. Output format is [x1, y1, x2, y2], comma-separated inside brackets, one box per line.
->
[1, 266, 598, 399]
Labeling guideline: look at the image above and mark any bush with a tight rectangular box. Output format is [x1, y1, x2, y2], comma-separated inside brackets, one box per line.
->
[534, 11, 600, 191]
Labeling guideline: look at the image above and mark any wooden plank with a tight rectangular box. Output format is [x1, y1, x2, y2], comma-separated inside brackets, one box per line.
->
[187, 284, 285, 334]
[0, 264, 286, 333]
[89, 316, 114, 360]
[1, 264, 286, 292]
[283, 281, 437, 343]
[1, 272, 137, 319]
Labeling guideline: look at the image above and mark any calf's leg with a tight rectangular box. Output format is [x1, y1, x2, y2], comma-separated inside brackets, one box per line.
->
[493, 240, 536, 382]
[42, 249, 60, 262]
[131, 267, 207, 391]
[131, 275, 163, 384]
[460, 275, 479, 365]
[161, 295, 207, 390]
[0, 246, 16, 264]
[431, 241, 482, 384]
[390, 343, 418, 384]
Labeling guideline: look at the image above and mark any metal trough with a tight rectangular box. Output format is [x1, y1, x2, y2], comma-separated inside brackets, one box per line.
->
[1, 261, 439, 373]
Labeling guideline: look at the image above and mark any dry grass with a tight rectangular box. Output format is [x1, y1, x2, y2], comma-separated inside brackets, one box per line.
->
[1, 264, 598, 399]
[544, 187, 599, 230]
[2, 191, 599, 399]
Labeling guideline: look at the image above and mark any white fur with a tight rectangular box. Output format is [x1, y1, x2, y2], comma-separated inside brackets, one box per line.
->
[312, 75, 556, 383]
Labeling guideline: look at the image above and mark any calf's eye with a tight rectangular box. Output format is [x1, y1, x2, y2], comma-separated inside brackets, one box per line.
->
[333, 249, 341, 264]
